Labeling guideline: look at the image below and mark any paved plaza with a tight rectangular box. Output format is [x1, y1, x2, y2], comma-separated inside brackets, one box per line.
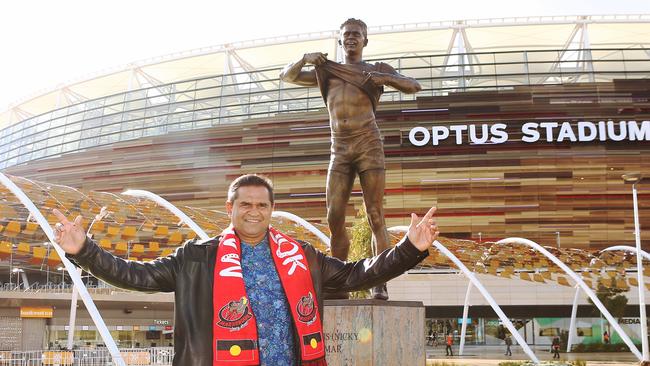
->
[426, 345, 639, 365]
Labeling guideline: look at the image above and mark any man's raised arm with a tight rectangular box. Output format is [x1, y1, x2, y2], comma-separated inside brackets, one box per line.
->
[364, 63, 422, 94]
[279, 52, 328, 87]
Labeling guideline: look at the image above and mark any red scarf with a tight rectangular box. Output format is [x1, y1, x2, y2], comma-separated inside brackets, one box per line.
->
[212, 226, 327, 366]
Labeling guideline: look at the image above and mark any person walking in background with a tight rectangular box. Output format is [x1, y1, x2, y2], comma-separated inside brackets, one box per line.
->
[504, 334, 512, 356]
[426, 328, 434, 346]
[552, 336, 561, 359]
[603, 330, 610, 344]
[445, 333, 454, 356]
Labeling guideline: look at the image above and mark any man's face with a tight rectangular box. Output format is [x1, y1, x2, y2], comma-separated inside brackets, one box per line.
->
[340, 24, 367, 54]
[226, 185, 273, 244]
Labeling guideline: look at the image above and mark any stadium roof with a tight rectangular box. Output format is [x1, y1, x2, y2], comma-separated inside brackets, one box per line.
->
[2, 14, 650, 127]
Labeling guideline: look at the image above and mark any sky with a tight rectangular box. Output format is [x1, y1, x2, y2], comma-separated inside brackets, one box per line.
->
[1, 0, 649, 111]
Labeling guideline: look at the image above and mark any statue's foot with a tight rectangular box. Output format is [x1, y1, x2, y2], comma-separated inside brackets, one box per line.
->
[371, 283, 388, 300]
[324, 291, 349, 300]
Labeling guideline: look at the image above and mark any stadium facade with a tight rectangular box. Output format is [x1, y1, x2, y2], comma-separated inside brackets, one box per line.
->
[0, 15, 649, 355]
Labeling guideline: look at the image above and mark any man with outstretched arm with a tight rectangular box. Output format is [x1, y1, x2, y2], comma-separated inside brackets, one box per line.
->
[53, 174, 437, 366]
[280, 18, 422, 300]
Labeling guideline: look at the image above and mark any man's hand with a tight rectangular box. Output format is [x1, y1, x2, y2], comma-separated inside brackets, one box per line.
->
[407, 206, 439, 251]
[52, 209, 87, 255]
[363, 71, 390, 86]
[303, 52, 328, 66]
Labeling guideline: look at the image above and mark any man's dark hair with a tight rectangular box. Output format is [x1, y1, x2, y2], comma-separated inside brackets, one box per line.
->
[340, 18, 368, 39]
[227, 174, 274, 204]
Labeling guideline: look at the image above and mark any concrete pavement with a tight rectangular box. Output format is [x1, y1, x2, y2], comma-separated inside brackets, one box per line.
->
[426, 344, 639, 365]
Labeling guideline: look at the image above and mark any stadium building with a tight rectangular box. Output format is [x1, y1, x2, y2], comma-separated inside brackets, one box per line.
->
[0, 14, 649, 360]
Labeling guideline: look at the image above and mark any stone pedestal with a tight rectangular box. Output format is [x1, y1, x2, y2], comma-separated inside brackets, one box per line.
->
[322, 299, 425, 366]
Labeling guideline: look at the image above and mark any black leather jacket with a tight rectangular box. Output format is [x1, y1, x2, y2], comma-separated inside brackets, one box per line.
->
[70, 234, 428, 365]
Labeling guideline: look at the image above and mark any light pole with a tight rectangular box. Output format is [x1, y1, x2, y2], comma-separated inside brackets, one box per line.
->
[556, 231, 561, 248]
[623, 172, 648, 361]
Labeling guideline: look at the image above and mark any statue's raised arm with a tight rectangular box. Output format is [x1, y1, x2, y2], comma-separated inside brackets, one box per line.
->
[280, 52, 328, 87]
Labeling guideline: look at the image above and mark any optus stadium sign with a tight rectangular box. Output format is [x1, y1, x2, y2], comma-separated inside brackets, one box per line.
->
[408, 120, 650, 146]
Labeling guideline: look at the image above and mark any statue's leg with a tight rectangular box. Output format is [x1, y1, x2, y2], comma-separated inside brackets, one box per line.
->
[326, 169, 355, 261]
[358, 169, 389, 255]
[324, 169, 355, 300]
[359, 168, 390, 300]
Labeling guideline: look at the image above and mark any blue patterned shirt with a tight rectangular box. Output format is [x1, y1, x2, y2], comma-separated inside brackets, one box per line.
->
[241, 236, 296, 366]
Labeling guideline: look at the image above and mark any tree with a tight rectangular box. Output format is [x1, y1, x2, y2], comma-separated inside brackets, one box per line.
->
[588, 281, 629, 319]
[348, 206, 373, 299]
[588, 279, 629, 344]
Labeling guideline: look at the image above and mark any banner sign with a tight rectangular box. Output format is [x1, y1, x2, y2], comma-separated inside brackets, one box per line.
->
[20, 306, 53, 318]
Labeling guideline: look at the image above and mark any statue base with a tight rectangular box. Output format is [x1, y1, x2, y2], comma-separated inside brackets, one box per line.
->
[323, 299, 425, 366]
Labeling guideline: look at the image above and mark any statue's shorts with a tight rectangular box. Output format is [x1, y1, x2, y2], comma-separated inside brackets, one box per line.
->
[329, 128, 385, 175]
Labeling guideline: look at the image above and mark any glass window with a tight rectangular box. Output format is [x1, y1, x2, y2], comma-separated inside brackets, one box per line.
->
[120, 129, 143, 140]
[82, 118, 102, 129]
[83, 108, 104, 120]
[145, 104, 170, 117]
[81, 127, 101, 139]
[31, 148, 45, 160]
[36, 121, 51, 133]
[62, 141, 80, 153]
[17, 153, 32, 164]
[123, 109, 145, 121]
[65, 122, 82, 133]
[45, 145, 62, 156]
[63, 132, 81, 143]
[80, 137, 99, 149]
[65, 112, 85, 124]
[101, 113, 123, 125]
[47, 135, 64, 147]
[122, 119, 144, 131]
[100, 123, 121, 135]
[49, 127, 65, 137]
[103, 103, 124, 115]
[99, 133, 120, 144]
[143, 126, 164, 136]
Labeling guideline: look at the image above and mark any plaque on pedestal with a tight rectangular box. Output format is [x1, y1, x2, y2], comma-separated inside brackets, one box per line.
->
[323, 299, 425, 366]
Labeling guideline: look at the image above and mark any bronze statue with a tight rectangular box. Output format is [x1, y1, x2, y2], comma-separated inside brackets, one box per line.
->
[280, 18, 421, 299]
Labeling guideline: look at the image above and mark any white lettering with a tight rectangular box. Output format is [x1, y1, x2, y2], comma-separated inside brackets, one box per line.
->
[522, 123, 540, 143]
[578, 122, 597, 141]
[283, 255, 307, 275]
[539, 122, 559, 142]
[469, 124, 489, 144]
[431, 126, 450, 145]
[275, 234, 299, 258]
[449, 125, 468, 144]
[222, 238, 237, 249]
[219, 253, 242, 278]
[407, 120, 650, 146]
[408, 127, 430, 146]
[490, 123, 508, 144]
[607, 121, 627, 141]
[598, 121, 607, 141]
[557, 122, 577, 142]
[220, 253, 240, 265]
[274, 234, 307, 275]
[629, 121, 650, 141]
